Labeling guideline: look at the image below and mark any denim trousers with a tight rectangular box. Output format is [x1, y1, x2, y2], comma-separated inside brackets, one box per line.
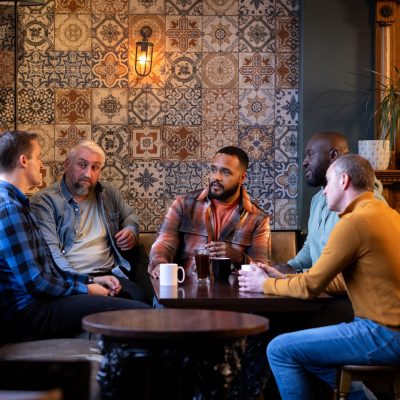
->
[267, 317, 400, 400]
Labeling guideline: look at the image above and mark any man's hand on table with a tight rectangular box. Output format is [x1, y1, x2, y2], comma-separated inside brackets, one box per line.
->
[205, 241, 244, 264]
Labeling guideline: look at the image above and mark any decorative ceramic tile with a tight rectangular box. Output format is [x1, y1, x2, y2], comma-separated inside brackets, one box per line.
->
[274, 198, 298, 229]
[91, 0, 128, 14]
[55, 89, 91, 124]
[165, 52, 201, 89]
[129, 15, 166, 53]
[202, 16, 238, 53]
[245, 161, 275, 200]
[129, 88, 165, 127]
[166, 16, 202, 52]
[0, 88, 14, 128]
[19, 124, 55, 161]
[201, 127, 236, 161]
[276, 53, 298, 89]
[129, 51, 166, 88]
[239, 53, 275, 89]
[202, 89, 238, 132]
[130, 125, 163, 161]
[276, 16, 298, 52]
[239, 0, 275, 16]
[164, 161, 203, 197]
[92, 14, 128, 54]
[54, 124, 90, 160]
[161, 125, 201, 161]
[128, 161, 164, 198]
[92, 51, 129, 88]
[53, 51, 92, 88]
[129, 198, 165, 233]
[276, 0, 299, 16]
[203, 0, 238, 16]
[166, 0, 202, 16]
[92, 88, 128, 125]
[275, 162, 297, 198]
[274, 125, 297, 162]
[20, 14, 54, 51]
[165, 88, 201, 126]
[239, 89, 274, 125]
[0, 15, 15, 51]
[19, 0, 55, 15]
[129, 0, 164, 15]
[54, 14, 91, 51]
[0, 51, 14, 88]
[92, 124, 132, 163]
[239, 125, 274, 162]
[18, 88, 54, 124]
[275, 89, 298, 126]
[202, 53, 238, 89]
[101, 159, 129, 191]
[56, 0, 91, 13]
[238, 16, 275, 53]
[18, 51, 54, 88]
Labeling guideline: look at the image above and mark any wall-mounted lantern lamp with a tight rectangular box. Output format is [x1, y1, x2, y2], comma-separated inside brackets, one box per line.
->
[135, 26, 154, 77]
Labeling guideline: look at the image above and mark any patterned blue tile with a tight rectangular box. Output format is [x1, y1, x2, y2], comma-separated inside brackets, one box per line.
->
[19, 51, 54, 88]
[165, 88, 202, 126]
[275, 125, 297, 162]
[245, 161, 275, 199]
[54, 51, 92, 88]
[0, 14, 15, 51]
[129, 198, 166, 233]
[128, 161, 164, 199]
[164, 161, 204, 197]
[239, 0, 275, 16]
[275, 89, 299, 126]
[275, 161, 298, 199]
[274, 199, 298, 229]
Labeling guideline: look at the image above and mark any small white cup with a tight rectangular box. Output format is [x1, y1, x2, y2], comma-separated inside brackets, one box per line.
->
[241, 264, 255, 272]
[159, 263, 185, 286]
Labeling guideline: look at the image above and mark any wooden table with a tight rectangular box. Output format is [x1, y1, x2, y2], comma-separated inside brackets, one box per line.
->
[152, 273, 332, 313]
[82, 309, 269, 400]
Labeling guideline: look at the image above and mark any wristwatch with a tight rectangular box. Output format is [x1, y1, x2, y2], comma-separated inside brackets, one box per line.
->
[87, 276, 95, 285]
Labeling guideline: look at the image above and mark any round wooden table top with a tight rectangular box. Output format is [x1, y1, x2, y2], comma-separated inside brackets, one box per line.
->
[82, 309, 269, 340]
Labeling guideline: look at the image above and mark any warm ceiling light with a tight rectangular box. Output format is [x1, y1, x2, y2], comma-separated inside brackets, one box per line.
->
[135, 26, 154, 77]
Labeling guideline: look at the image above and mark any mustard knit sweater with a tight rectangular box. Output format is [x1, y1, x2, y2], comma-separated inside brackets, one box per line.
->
[263, 192, 400, 330]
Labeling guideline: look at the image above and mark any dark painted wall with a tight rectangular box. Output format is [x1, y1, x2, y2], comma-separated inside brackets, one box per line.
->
[299, 0, 375, 229]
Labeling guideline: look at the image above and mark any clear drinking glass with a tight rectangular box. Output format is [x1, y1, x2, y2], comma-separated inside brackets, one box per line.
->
[194, 248, 210, 284]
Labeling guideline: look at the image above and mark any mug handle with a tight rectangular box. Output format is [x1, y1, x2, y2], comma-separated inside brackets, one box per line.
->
[177, 266, 185, 283]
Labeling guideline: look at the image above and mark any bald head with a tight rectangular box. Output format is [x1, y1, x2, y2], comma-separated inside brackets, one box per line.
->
[303, 131, 350, 187]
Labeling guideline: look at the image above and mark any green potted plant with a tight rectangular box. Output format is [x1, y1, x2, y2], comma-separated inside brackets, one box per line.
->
[360, 66, 400, 170]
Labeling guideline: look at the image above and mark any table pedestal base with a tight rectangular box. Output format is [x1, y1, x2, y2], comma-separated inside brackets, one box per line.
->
[96, 336, 247, 400]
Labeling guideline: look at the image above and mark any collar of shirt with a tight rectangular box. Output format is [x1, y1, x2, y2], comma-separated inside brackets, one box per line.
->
[0, 180, 29, 207]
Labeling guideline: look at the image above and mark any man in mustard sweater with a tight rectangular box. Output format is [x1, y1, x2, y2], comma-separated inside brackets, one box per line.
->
[239, 154, 400, 400]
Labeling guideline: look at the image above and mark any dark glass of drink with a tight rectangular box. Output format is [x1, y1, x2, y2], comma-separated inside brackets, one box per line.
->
[212, 258, 231, 282]
[194, 248, 210, 283]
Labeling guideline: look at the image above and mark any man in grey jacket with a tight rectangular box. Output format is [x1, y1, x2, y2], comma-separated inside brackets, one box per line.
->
[31, 140, 148, 304]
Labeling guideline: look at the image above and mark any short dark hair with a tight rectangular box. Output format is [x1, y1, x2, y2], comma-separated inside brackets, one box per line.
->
[216, 146, 249, 170]
[331, 154, 375, 192]
[0, 131, 38, 173]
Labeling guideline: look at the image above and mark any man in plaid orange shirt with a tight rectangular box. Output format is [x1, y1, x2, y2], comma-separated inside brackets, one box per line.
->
[148, 146, 270, 278]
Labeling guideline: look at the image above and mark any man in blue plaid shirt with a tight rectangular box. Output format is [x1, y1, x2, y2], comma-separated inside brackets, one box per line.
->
[0, 131, 149, 342]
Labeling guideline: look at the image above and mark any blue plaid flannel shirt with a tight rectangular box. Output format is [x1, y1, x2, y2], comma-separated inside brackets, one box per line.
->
[0, 181, 88, 321]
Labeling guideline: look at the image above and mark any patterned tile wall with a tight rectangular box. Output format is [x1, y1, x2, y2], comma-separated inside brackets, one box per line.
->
[0, 0, 300, 232]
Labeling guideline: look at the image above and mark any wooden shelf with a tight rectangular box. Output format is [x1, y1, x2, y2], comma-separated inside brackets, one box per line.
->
[374, 170, 400, 212]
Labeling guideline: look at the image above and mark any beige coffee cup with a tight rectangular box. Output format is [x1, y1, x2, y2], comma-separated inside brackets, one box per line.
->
[159, 263, 185, 286]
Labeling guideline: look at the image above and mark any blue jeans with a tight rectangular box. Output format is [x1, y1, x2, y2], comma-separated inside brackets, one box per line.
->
[267, 317, 400, 400]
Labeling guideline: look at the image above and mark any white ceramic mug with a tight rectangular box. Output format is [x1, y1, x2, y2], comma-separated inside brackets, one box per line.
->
[241, 264, 255, 272]
[159, 263, 185, 286]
